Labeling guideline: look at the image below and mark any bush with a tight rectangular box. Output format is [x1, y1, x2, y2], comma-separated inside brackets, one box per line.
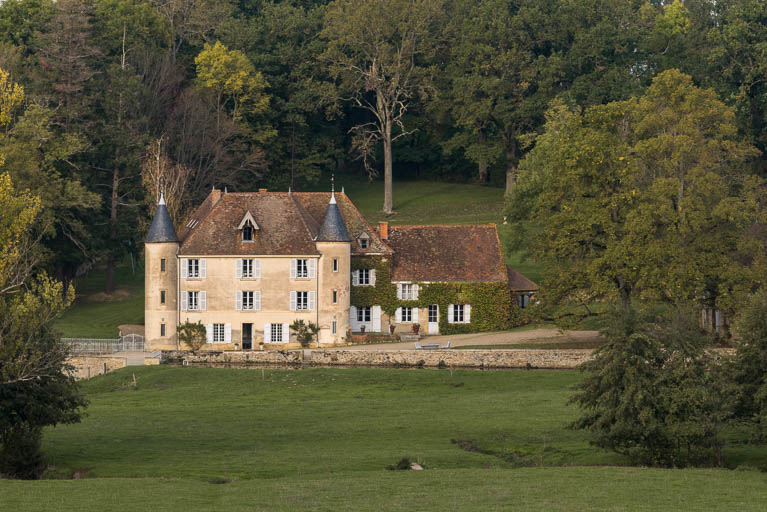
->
[569, 307, 728, 467]
[178, 321, 207, 352]
[290, 320, 319, 348]
[0, 423, 45, 479]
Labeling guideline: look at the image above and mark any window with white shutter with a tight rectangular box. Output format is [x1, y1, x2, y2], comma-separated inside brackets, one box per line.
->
[200, 291, 207, 311]
[370, 269, 376, 286]
[352, 270, 359, 286]
[181, 291, 188, 310]
[448, 304, 455, 323]
[308, 291, 315, 310]
[225, 324, 232, 343]
[412, 307, 419, 323]
[308, 259, 316, 278]
[290, 291, 297, 311]
[181, 259, 188, 278]
[206, 323, 213, 343]
[254, 291, 261, 310]
[254, 259, 262, 278]
[236, 291, 243, 310]
[236, 259, 243, 278]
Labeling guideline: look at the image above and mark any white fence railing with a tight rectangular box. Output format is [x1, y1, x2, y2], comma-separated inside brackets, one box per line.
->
[63, 334, 145, 354]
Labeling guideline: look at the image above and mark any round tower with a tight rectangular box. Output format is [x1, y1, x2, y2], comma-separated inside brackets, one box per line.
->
[145, 194, 179, 351]
[315, 190, 351, 346]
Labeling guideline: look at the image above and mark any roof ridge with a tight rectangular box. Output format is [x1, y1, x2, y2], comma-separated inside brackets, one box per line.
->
[338, 192, 394, 253]
[290, 193, 320, 240]
[390, 223, 498, 229]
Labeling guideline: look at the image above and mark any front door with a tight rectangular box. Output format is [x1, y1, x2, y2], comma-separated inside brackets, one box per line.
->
[428, 305, 439, 334]
[242, 323, 253, 350]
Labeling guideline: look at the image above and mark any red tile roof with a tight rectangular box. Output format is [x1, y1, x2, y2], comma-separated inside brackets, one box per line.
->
[507, 266, 539, 292]
[387, 224, 508, 282]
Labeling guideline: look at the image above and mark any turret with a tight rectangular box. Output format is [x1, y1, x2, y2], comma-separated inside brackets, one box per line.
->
[145, 194, 180, 350]
[315, 189, 351, 346]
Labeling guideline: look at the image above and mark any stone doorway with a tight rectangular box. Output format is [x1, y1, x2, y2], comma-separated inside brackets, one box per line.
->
[242, 323, 253, 350]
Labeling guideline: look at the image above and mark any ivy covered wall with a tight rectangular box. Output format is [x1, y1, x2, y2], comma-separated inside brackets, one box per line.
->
[350, 256, 523, 334]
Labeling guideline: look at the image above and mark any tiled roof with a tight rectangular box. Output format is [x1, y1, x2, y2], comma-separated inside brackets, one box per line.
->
[179, 192, 318, 255]
[292, 192, 392, 254]
[146, 203, 178, 243]
[387, 224, 508, 282]
[507, 266, 539, 292]
[316, 195, 351, 242]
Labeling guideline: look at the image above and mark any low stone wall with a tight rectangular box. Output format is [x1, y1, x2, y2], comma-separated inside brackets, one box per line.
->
[67, 356, 127, 380]
[162, 349, 595, 369]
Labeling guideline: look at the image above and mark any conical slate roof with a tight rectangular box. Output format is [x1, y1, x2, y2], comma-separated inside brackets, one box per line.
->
[147, 195, 178, 243]
[316, 193, 351, 242]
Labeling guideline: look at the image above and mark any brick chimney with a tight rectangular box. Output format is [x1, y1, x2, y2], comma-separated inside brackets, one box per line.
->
[378, 221, 389, 240]
[258, 188, 267, 193]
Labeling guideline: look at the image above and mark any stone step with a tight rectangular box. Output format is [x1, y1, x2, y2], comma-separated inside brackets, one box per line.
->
[399, 333, 421, 342]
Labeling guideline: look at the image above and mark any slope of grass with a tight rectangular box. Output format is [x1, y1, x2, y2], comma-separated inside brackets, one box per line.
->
[3, 367, 766, 510]
[55, 266, 144, 338]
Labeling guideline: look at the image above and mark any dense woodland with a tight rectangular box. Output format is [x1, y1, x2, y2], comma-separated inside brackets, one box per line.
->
[0, 0, 766, 292]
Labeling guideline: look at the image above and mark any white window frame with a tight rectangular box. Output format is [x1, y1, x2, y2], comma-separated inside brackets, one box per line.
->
[187, 259, 200, 278]
[402, 307, 412, 322]
[454, 304, 465, 323]
[428, 304, 438, 323]
[358, 268, 370, 286]
[242, 291, 254, 310]
[357, 306, 371, 323]
[213, 323, 225, 343]
[296, 259, 308, 278]
[270, 324, 284, 343]
[448, 304, 471, 324]
[296, 291, 309, 311]
[360, 238, 368, 249]
[242, 259, 253, 278]
[188, 291, 199, 311]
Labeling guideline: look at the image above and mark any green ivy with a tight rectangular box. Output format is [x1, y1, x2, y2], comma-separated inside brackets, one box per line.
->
[351, 257, 524, 333]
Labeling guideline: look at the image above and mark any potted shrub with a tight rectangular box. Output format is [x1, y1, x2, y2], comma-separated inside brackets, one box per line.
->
[360, 325, 366, 334]
[389, 324, 396, 335]
[412, 323, 420, 334]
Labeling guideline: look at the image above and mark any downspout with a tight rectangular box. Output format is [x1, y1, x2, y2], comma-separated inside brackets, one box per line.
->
[316, 255, 320, 343]
[176, 247, 180, 350]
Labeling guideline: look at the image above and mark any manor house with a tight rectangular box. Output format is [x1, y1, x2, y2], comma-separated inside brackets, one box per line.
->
[144, 187, 535, 351]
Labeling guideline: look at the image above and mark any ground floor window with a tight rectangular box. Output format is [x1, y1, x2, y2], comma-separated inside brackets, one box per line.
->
[517, 293, 531, 308]
[454, 304, 464, 323]
[401, 307, 413, 322]
[270, 324, 284, 343]
[357, 306, 371, 323]
[213, 323, 225, 343]
[428, 305, 438, 323]
[160, 323, 166, 337]
[332, 320, 337, 334]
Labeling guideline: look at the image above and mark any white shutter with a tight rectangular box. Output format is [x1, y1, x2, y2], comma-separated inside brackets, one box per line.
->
[290, 259, 297, 279]
[350, 306, 357, 330]
[309, 259, 316, 278]
[352, 270, 359, 286]
[308, 291, 316, 310]
[372, 306, 381, 332]
[413, 307, 419, 323]
[236, 259, 243, 278]
[200, 259, 207, 278]
[254, 291, 261, 311]
[448, 304, 455, 323]
[225, 324, 232, 343]
[200, 291, 207, 311]
[290, 291, 297, 311]
[181, 259, 188, 278]
[370, 269, 376, 286]
[206, 324, 213, 343]
[181, 291, 188, 311]
[264, 323, 271, 342]
[465, 305, 471, 323]
[236, 291, 242, 310]
[396, 307, 402, 323]
[413, 284, 419, 300]
[255, 259, 262, 278]
[397, 284, 402, 299]
[283, 323, 290, 343]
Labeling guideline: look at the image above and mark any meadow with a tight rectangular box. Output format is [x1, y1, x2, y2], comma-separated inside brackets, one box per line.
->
[55, 179, 537, 338]
[2, 367, 767, 511]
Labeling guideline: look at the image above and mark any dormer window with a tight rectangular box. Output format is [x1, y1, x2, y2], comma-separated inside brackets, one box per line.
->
[237, 211, 259, 242]
[358, 232, 370, 250]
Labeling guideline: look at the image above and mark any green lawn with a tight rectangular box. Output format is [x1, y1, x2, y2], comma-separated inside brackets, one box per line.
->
[55, 266, 144, 338]
[3, 367, 767, 510]
[455, 340, 605, 350]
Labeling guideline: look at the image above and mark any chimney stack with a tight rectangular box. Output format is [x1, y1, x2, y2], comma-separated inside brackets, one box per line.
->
[378, 221, 389, 240]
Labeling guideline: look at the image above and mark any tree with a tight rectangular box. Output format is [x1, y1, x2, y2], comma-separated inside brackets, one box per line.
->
[141, 136, 190, 226]
[508, 70, 762, 319]
[322, 0, 443, 214]
[0, 172, 86, 479]
[290, 319, 319, 348]
[443, 0, 561, 190]
[569, 307, 728, 467]
[177, 320, 206, 352]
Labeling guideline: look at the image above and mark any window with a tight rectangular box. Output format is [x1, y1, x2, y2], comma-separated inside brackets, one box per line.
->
[454, 304, 465, 323]
[296, 291, 308, 310]
[333, 258, 338, 272]
[517, 294, 531, 309]
[213, 323, 225, 343]
[270, 324, 284, 343]
[243, 259, 253, 278]
[360, 238, 368, 249]
[332, 289, 338, 304]
[242, 223, 254, 241]
[358, 268, 370, 285]
[296, 259, 308, 278]
[187, 259, 200, 278]
[160, 258, 166, 272]
[401, 307, 413, 322]
[188, 291, 199, 310]
[160, 290, 166, 305]
[357, 306, 371, 323]
[332, 320, 337, 334]
[242, 291, 254, 310]
[401, 284, 418, 300]
[428, 305, 438, 323]
[160, 323, 166, 337]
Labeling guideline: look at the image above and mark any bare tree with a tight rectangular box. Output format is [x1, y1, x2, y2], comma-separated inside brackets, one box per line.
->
[141, 136, 190, 225]
[322, 0, 443, 215]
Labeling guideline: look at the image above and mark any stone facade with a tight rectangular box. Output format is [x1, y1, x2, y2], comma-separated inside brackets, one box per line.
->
[66, 356, 127, 380]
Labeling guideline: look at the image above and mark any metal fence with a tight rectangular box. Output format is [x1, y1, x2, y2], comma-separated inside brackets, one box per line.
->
[63, 334, 145, 354]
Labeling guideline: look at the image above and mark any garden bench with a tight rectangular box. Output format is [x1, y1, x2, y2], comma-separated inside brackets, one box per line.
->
[415, 342, 440, 350]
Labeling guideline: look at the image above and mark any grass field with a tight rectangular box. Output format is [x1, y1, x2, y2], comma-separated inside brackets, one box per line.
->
[55, 178, 539, 338]
[3, 367, 767, 510]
